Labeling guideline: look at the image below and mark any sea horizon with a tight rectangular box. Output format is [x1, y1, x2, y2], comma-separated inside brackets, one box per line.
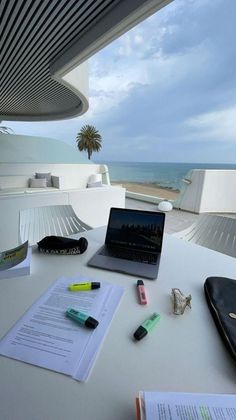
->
[95, 160, 236, 191]
[96, 160, 236, 165]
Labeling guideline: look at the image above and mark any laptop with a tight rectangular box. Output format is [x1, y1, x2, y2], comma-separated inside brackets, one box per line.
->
[88, 207, 165, 279]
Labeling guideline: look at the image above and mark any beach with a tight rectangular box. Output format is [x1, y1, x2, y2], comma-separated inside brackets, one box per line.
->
[112, 181, 179, 200]
[105, 162, 236, 195]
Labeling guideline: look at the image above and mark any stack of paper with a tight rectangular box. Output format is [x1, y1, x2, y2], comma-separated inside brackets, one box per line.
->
[0, 241, 31, 280]
[0, 275, 124, 381]
[136, 391, 236, 420]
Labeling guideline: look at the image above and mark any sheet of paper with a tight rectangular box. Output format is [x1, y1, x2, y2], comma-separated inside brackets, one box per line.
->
[0, 275, 124, 381]
[74, 281, 124, 381]
[140, 391, 236, 420]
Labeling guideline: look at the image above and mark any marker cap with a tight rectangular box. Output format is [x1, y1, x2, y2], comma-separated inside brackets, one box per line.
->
[91, 282, 100, 289]
[85, 316, 99, 329]
[133, 326, 147, 341]
[137, 280, 144, 286]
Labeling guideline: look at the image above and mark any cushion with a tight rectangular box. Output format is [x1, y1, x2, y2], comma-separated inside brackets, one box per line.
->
[87, 181, 103, 188]
[29, 178, 47, 188]
[51, 175, 60, 188]
[35, 172, 52, 187]
[89, 174, 102, 183]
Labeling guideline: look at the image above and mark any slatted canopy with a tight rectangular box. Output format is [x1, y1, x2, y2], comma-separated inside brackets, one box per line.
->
[0, 0, 171, 121]
[174, 215, 236, 258]
[19, 205, 92, 245]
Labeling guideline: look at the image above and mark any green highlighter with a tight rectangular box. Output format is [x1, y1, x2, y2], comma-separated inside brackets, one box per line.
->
[133, 313, 161, 341]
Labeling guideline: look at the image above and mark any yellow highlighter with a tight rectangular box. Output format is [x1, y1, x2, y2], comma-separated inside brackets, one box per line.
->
[68, 282, 100, 291]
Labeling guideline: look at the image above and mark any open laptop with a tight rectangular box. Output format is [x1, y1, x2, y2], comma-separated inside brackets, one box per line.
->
[88, 207, 165, 279]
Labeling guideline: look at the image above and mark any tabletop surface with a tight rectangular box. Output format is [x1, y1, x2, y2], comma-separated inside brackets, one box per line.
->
[0, 227, 236, 420]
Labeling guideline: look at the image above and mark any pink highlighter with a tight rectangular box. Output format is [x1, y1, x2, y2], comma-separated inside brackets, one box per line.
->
[137, 280, 148, 305]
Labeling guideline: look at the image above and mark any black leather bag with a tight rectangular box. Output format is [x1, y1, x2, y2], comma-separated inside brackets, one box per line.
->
[204, 276, 236, 361]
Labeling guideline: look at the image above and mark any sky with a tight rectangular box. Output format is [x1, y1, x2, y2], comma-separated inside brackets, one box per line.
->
[4, 0, 236, 164]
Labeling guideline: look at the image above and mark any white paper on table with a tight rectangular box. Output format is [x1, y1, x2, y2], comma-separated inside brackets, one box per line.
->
[0, 275, 124, 381]
[73, 280, 124, 381]
[140, 391, 236, 420]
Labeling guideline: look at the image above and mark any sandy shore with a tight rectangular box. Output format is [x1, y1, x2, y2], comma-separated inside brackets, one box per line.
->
[112, 181, 179, 200]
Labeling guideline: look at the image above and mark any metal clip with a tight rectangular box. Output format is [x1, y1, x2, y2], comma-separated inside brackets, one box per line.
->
[172, 288, 192, 315]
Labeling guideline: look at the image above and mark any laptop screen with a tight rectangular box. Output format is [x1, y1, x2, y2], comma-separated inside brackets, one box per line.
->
[105, 208, 165, 253]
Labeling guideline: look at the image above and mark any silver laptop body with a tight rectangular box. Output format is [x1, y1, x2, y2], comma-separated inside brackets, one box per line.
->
[88, 207, 165, 279]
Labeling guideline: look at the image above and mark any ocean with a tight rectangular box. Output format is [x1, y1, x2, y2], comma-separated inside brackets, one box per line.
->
[98, 161, 236, 191]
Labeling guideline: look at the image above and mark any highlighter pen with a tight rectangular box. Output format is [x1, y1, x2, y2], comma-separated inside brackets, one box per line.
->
[137, 280, 148, 305]
[133, 313, 161, 341]
[68, 282, 100, 291]
[66, 308, 99, 329]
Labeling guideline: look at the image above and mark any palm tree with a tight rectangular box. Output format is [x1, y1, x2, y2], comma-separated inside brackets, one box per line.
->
[76, 125, 102, 160]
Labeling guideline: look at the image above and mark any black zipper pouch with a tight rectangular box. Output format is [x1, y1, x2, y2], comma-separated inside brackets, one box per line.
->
[204, 276, 236, 361]
[37, 236, 88, 255]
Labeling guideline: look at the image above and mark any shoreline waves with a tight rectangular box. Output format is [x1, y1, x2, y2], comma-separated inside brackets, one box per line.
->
[101, 161, 236, 193]
[103, 161, 236, 201]
[112, 181, 179, 200]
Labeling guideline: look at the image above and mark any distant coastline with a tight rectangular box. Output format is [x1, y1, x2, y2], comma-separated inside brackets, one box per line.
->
[100, 161, 236, 192]
[95, 160, 236, 200]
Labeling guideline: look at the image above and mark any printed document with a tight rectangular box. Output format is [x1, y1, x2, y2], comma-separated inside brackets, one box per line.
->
[137, 391, 236, 420]
[0, 275, 124, 381]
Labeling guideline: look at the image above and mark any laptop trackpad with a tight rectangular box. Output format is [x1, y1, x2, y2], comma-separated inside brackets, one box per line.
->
[88, 254, 159, 280]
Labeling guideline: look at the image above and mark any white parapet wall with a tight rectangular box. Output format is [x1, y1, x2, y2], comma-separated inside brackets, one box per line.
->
[0, 163, 110, 189]
[177, 169, 236, 213]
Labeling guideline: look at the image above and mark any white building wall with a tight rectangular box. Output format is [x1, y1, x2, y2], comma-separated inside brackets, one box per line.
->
[178, 170, 236, 213]
[199, 170, 236, 213]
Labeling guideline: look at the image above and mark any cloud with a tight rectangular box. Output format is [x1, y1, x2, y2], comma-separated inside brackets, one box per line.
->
[84, 0, 236, 123]
[86, 0, 236, 163]
[185, 106, 236, 142]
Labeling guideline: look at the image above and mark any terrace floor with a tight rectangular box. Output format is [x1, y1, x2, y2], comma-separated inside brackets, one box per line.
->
[125, 197, 236, 234]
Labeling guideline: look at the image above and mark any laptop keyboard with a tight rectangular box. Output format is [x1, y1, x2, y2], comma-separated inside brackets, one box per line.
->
[100, 246, 157, 265]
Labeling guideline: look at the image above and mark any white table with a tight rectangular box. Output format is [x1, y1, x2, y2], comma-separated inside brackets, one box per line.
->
[0, 227, 236, 420]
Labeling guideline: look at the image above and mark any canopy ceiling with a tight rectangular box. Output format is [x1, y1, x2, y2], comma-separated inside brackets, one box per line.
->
[0, 0, 171, 121]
